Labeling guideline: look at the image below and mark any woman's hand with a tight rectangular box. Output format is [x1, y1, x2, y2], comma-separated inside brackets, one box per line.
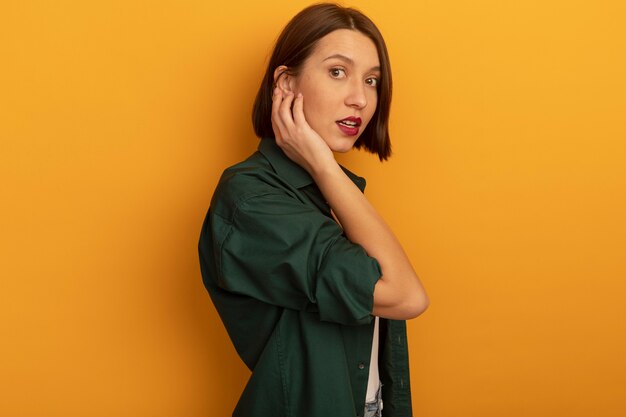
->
[271, 90, 429, 321]
[271, 88, 336, 176]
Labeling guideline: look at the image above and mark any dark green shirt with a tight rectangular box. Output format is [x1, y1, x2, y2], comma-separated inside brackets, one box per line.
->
[198, 137, 413, 417]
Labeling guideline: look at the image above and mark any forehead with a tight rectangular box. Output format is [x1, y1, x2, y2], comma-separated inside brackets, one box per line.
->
[309, 29, 380, 68]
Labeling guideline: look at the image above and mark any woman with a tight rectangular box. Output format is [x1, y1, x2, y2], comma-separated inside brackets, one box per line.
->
[198, 3, 429, 417]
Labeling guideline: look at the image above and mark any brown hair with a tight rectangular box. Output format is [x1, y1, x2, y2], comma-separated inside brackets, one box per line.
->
[252, 3, 393, 161]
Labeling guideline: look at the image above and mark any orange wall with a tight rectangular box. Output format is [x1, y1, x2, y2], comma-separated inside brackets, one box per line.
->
[2, 1, 625, 416]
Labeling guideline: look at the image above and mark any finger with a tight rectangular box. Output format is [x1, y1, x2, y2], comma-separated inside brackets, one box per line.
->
[271, 118, 283, 142]
[278, 91, 296, 130]
[271, 87, 283, 117]
[271, 88, 286, 140]
[292, 93, 307, 126]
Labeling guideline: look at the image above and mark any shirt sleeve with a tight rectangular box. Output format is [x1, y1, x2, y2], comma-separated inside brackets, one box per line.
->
[213, 192, 382, 326]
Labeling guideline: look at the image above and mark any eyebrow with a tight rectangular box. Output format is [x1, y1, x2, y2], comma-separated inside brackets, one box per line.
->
[322, 54, 381, 72]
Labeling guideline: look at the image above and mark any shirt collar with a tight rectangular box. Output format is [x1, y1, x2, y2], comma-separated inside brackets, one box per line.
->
[258, 137, 367, 192]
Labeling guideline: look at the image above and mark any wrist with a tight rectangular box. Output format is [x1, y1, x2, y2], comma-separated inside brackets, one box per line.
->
[309, 158, 343, 184]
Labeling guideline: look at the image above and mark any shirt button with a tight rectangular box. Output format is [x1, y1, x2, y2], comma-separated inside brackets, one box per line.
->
[358, 362, 365, 370]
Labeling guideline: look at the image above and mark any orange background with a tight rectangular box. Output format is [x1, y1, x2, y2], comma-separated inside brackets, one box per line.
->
[2, 1, 625, 416]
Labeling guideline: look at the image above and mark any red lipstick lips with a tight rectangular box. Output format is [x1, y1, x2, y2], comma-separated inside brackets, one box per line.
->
[336, 116, 362, 136]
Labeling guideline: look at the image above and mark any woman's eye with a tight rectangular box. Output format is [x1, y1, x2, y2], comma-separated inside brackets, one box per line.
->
[329, 68, 346, 78]
[366, 77, 379, 87]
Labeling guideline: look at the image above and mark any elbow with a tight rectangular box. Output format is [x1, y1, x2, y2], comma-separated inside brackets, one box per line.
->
[383, 290, 429, 320]
[373, 278, 430, 320]
[402, 292, 430, 319]
[414, 294, 430, 317]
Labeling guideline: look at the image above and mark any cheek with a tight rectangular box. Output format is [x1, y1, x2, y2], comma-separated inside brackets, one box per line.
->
[365, 94, 378, 122]
[296, 78, 334, 122]
[300, 93, 327, 125]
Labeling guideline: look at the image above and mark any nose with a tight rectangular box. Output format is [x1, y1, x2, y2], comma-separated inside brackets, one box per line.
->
[345, 78, 367, 109]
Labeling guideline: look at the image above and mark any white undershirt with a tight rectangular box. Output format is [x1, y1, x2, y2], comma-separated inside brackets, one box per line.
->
[365, 316, 380, 402]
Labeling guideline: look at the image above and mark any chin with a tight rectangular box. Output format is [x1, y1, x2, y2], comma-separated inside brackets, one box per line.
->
[326, 136, 358, 153]
[329, 144, 355, 154]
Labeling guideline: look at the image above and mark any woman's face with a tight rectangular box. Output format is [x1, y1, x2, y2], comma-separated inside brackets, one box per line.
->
[278, 29, 381, 153]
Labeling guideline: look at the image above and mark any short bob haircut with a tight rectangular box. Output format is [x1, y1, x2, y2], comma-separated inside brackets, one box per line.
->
[252, 3, 393, 161]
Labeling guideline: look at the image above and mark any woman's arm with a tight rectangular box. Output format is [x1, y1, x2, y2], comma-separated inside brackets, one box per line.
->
[271, 90, 429, 320]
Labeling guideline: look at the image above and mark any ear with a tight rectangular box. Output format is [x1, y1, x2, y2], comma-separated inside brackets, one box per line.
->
[273, 65, 295, 94]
